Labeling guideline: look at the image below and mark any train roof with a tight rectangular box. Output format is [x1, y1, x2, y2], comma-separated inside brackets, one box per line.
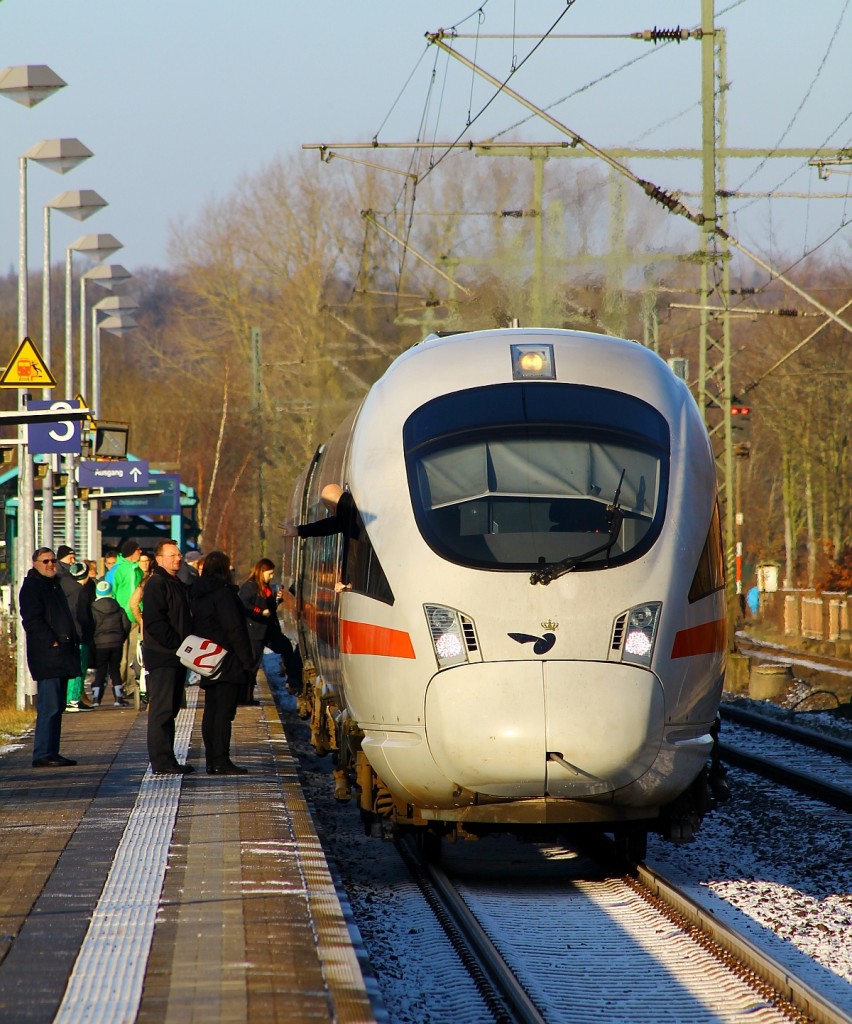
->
[346, 329, 706, 473]
[373, 328, 688, 407]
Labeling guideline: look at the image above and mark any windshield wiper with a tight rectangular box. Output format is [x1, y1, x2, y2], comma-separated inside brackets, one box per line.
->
[530, 469, 626, 586]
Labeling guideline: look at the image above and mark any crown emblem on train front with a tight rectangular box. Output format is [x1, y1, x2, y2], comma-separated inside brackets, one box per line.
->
[541, 620, 558, 631]
[508, 630, 557, 655]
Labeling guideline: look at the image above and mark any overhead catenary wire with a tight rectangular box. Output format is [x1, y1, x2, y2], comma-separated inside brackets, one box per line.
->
[490, 0, 752, 143]
[416, 1, 580, 186]
[733, 0, 851, 192]
[425, 31, 852, 339]
[323, 4, 850, 384]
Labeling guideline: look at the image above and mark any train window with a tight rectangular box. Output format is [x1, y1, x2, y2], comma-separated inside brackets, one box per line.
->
[345, 506, 395, 605]
[404, 383, 669, 572]
[688, 502, 726, 602]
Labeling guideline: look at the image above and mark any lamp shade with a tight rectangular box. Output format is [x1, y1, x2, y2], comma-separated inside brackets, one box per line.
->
[97, 314, 137, 335]
[24, 138, 93, 174]
[94, 295, 139, 315]
[0, 65, 66, 108]
[48, 189, 107, 222]
[83, 264, 132, 288]
[70, 233, 123, 262]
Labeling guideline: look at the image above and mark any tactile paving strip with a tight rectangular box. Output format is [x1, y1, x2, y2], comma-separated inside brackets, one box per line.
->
[53, 687, 198, 1024]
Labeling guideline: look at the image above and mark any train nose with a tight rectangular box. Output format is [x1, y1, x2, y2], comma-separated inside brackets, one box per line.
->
[424, 661, 665, 799]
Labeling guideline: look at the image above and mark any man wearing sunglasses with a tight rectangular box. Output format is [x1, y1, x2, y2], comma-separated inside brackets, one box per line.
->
[19, 547, 82, 767]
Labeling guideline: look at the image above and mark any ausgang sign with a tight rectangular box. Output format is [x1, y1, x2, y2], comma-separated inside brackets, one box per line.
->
[77, 459, 149, 489]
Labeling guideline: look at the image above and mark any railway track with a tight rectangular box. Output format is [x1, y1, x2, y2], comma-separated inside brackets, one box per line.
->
[735, 636, 852, 689]
[718, 707, 852, 811]
[398, 837, 851, 1024]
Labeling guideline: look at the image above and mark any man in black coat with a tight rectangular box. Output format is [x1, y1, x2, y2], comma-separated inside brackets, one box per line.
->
[19, 547, 81, 767]
[141, 539, 193, 775]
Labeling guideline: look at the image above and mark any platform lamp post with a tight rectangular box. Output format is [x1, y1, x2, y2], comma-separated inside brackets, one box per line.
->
[86, 309, 137, 556]
[91, 305, 138, 418]
[63, 234, 123, 550]
[41, 189, 107, 543]
[0, 65, 68, 710]
[16, 143, 92, 584]
[80, 272, 134, 404]
[14, 143, 92, 593]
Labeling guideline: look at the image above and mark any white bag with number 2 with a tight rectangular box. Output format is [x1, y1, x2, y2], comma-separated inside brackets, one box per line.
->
[178, 635, 228, 679]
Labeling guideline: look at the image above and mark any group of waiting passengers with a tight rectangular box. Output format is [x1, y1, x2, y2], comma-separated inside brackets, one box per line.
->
[18, 539, 294, 775]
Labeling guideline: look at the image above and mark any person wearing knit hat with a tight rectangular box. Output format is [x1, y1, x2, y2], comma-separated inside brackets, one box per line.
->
[91, 579, 130, 706]
[177, 548, 202, 585]
[56, 544, 75, 564]
[108, 539, 144, 702]
[58, 558, 94, 713]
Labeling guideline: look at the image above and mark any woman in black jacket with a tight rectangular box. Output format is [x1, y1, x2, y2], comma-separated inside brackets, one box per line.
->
[237, 558, 277, 705]
[190, 550, 255, 774]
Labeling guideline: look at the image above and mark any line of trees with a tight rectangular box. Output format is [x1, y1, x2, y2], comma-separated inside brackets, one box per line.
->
[1, 150, 849, 585]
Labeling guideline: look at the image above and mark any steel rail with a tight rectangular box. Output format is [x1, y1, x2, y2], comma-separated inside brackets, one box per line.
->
[637, 862, 852, 1024]
[397, 837, 547, 1024]
[720, 704, 852, 760]
[718, 743, 852, 811]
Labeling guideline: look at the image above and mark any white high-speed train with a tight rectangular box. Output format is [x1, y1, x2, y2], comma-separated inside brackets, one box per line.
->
[284, 328, 728, 858]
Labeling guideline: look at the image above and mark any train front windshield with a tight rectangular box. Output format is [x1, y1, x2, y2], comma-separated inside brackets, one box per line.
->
[404, 382, 670, 572]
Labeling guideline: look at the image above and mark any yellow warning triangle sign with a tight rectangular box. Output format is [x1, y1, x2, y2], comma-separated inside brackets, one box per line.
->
[75, 392, 96, 429]
[0, 337, 57, 388]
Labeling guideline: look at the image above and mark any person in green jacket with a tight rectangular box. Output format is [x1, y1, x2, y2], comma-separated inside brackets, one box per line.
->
[108, 539, 144, 696]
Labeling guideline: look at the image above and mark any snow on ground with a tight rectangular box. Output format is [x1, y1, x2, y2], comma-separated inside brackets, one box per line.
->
[648, 768, 852, 1012]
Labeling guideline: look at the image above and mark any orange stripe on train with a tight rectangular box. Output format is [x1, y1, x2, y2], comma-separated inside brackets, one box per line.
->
[341, 620, 416, 659]
[670, 618, 727, 659]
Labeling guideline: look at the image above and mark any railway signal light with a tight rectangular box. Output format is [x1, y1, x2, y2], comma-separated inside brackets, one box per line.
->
[730, 403, 751, 434]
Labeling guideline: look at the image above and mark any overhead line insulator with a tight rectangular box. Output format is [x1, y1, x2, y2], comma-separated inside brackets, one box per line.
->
[637, 26, 698, 44]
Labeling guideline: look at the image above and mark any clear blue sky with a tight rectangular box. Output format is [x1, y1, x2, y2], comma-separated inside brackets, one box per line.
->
[2, 0, 850, 279]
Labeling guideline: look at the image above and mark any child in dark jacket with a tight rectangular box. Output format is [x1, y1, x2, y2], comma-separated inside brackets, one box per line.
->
[91, 580, 130, 707]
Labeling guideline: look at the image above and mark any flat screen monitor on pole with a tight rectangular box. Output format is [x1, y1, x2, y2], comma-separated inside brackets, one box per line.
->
[94, 422, 129, 459]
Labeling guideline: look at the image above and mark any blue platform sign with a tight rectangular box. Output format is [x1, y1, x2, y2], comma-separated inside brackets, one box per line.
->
[27, 399, 82, 455]
[78, 459, 149, 489]
[101, 473, 181, 517]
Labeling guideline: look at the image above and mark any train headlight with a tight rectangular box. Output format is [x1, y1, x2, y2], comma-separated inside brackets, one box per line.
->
[511, 342, 556, 380]
[621, 602, 662, 666]
[425, 604, 469, 668]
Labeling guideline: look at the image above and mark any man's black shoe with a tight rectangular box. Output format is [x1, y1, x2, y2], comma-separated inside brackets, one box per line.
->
[152, 763, 194, 775]
[32, 754, 77, 768]
[206, 762, 249, 775]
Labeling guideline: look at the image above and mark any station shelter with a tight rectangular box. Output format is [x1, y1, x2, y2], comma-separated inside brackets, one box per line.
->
[0, 457, 199, 612]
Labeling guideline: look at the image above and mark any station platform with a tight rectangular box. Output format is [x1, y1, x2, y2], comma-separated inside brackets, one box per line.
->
[0, 671, 379, 1024]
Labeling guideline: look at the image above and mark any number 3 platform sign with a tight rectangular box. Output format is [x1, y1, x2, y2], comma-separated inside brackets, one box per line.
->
[27, 399, 83, 455]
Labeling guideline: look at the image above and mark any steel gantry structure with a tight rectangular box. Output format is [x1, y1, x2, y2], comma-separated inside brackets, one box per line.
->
[304, 0, 852, 640]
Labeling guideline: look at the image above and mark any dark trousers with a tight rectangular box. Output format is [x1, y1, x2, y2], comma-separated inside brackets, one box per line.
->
[92, 646, 123, 699]
[201, 680, 241, 767]
[146, 664, 186, 771]
[33, 677, 68, 761]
